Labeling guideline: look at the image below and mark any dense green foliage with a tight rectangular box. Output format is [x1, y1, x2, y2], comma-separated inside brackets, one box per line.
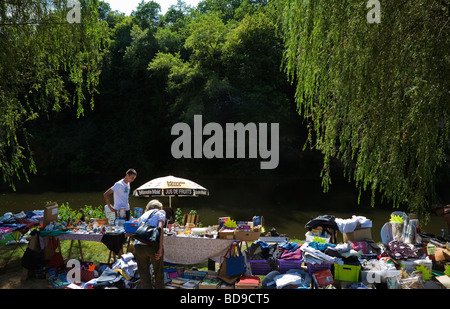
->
[0, 0, 109, 189]
[58, 202, 105, 222]
[282, 0, 450, 221]
[1, 0, 449, 221]
[25, 0, 301, 179]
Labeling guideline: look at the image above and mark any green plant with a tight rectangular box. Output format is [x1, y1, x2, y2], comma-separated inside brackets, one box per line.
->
[84, 205, 105, 219]
[224, 219, 237, 228]
[175, 208, 183, 225]
[57, 203, 105, 223]
[57, 203, 78, 223]
[390, 214, 403, 224]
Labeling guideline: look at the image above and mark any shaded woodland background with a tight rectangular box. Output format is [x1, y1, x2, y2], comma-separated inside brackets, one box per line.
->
[1, 0, 449, 218]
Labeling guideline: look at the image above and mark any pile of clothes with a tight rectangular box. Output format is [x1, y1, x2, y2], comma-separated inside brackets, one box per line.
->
[300, 239, 383, 270]
[245, 240, 302, 272]
[83, 253, 140, 289]
[261, 269, 311, 289]
[0, 211, 41, 240]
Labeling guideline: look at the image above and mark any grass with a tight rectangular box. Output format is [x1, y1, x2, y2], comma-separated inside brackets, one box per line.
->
[0, 230, 115, 274]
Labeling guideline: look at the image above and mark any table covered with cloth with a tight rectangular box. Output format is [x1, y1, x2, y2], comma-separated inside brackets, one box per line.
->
[54, 231, 126, 255]
[163, 235, 235, 265]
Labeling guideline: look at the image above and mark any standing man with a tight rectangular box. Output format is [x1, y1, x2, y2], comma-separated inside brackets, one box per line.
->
[104, 169, 137, 221]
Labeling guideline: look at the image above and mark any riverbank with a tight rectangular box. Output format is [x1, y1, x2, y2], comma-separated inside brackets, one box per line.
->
[1, 191, 448, 242]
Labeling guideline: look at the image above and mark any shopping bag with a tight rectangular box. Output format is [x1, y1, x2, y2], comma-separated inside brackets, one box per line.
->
[132, 210, 161, 245]
[218, 257, 241, 285]
[225, 241, 246, 276]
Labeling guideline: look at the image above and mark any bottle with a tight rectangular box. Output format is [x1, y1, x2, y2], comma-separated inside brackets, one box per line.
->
[104, 205, 116, 225]
[119, 207, 126, 219]
[114, 217, 125, 232]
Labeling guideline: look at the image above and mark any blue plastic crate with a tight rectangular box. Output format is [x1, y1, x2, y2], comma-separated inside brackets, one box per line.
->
[124, 221, 138, 233]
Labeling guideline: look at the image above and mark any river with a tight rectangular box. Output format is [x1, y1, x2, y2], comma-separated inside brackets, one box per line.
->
[0, 175, 447, 242]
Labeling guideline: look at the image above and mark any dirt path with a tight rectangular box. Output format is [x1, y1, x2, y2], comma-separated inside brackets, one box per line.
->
[0, 259, 49, 289]
[0, 270, 49, 289]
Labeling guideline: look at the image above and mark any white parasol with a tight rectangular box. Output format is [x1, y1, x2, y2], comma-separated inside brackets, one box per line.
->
[133, 175, 209, 207]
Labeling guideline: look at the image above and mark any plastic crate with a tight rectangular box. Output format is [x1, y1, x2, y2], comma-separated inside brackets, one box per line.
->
[278, 259, 303, 274]
[124, 221, 138, 233]
[305, 262, 333, 275]
[334, 264, 361, 282]
[248, 260, 272, 275]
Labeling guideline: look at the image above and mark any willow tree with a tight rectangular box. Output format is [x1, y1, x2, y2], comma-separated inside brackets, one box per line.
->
[282, 0, 450, 222]
[0, 0, 109, 189]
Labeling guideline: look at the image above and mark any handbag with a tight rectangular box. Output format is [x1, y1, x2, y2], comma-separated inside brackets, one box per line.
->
[218, 242, 243, 285]
[132, 210, 161, 245]
[225, 241, 246, 276]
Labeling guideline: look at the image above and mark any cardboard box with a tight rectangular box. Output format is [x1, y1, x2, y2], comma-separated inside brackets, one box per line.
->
[43, 202, 59, 227]
[234, 230, 260, 241]
[219, 227, 235, 240]
[343, 228, 372, 242]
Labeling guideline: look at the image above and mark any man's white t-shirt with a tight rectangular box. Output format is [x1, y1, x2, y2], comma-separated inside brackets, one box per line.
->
[111, 179, 131, 211]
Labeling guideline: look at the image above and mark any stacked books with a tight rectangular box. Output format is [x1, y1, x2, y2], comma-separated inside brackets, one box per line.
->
[169, 277, 201, 289]
[48, 274, 70, 289]
[218, 282, 235, 289]
[235, 276, 260, 289]
[199, 274, 221, 289]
